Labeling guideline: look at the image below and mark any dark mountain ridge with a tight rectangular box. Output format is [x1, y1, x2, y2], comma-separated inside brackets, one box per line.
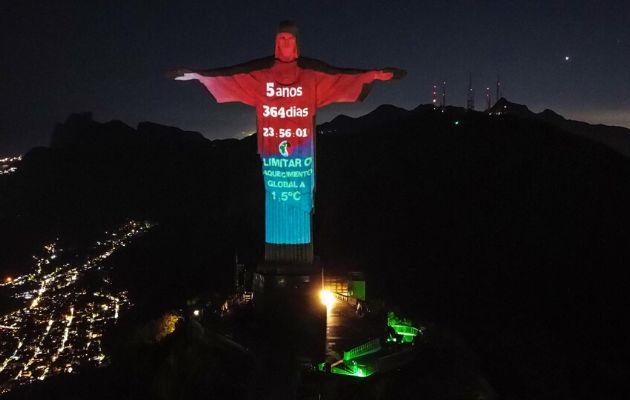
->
[1, 104, 629, 398]
[319, 98, 630, 159]
[489, 97, 630, 157]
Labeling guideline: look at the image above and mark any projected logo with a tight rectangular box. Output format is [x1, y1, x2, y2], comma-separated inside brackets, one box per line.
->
[278, 140, 291, 157]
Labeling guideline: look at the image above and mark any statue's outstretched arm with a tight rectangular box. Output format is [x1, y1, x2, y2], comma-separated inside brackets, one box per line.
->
[166, 57, 274, 106]
[300, 57, 405, 107]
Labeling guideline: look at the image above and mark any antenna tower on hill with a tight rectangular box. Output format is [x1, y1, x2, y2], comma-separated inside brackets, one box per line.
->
[466, 72, 475, 110]
[485, 87, 492, 111]
[496, 74, 502, 102]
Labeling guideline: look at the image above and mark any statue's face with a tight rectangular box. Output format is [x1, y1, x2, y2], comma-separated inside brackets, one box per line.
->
[275, 32, 298, 62]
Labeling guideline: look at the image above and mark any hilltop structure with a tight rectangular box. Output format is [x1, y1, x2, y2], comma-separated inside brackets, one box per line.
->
[170, 22, 403, 268]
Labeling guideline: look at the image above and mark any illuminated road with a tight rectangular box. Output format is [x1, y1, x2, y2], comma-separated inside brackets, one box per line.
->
[0, 220, 154, 395]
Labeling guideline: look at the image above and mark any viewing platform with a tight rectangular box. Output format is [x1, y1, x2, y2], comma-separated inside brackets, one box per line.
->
[319, 285, 421, 379]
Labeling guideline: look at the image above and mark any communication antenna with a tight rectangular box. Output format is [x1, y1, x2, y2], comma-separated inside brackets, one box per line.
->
[441, 81, 447, 110]
[432, 85, 438, 109]
[466, 72, 475, 110]
[485, 87, 492, 111]
[496, 74, 502, 103]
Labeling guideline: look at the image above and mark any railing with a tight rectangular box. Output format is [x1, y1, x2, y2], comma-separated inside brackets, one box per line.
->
[333, 292, 358, 306]
[390, 324, 420, 337]
[343, 338, 381, 361]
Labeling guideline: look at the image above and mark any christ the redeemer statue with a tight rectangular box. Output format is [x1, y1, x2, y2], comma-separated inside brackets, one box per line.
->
[169, 21, 404, 265]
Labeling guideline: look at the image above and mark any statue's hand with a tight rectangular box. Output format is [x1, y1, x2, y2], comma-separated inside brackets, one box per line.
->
[165, 68, 196, 80]
[381, 67, 407, 80]
[374, 70, 394, 81]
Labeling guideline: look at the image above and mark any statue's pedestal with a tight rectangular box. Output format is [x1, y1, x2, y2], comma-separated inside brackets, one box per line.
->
[252, 261, 325, 361]
[252, 261, 321, 316]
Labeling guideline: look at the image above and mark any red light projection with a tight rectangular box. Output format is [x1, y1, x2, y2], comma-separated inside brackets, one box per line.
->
[170, 21, 405, 263]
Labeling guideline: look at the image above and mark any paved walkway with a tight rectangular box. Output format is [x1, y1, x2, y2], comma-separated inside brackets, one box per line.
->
[324, 299, 384, 362]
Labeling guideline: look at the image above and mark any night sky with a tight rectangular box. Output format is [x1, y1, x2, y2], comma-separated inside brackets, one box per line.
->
[1, 0, 629, 154]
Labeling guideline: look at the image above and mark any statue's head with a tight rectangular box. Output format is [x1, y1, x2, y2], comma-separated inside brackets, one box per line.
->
[275, 21, 299, 62]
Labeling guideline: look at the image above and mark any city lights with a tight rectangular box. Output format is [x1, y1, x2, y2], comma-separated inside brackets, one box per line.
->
[0, 220, 154, 395]
[0, 156, 21, 176]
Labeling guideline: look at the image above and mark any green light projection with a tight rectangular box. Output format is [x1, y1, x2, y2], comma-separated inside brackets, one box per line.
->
[317, 361, 374, 378]
[387, 311, 422, 343]
[317, 312, 422, 379]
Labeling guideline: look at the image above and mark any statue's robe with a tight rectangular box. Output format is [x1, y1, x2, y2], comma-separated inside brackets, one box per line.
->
[189, 55, 391, 263]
